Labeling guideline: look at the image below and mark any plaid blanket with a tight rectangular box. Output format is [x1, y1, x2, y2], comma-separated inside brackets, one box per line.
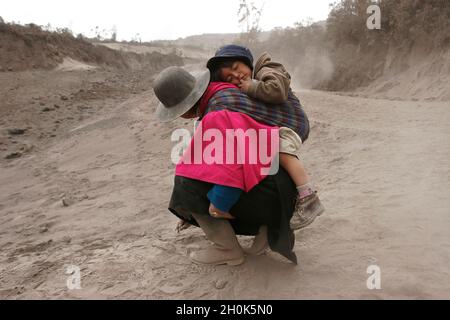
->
[204, 87, 310, 142]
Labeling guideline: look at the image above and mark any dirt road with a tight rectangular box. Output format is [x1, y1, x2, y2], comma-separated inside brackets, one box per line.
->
[0, 69, 449, 299]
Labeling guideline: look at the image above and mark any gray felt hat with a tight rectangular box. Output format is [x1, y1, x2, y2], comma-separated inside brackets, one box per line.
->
[153, 66, 210, 122]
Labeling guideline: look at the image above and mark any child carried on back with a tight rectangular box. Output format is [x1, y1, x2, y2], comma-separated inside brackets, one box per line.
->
[206, 44, 324, 230]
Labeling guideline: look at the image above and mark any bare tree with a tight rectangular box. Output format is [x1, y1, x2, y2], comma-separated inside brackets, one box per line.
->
[237, 0, 265, 46]
[111, 25, 117, 42]
[131, 33, 141, 44]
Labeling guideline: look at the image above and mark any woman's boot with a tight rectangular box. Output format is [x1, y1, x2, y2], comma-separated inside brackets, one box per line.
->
[190, 213, 245, 266]
[243, 225, 269, 255]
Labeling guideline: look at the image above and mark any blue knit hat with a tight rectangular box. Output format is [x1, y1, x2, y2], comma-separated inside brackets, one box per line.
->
[206, 44, 254, 71]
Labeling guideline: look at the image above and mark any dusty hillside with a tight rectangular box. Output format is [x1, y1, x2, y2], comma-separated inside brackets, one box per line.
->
[0, 23, 183, 163]
[241, 0, 450, 102]
[149, 32, 270, 50]
[355, 47, 450, 101]
[319, 0, 450, 102]
[100, 42, 214, 64]
[0, 22, 183, 72]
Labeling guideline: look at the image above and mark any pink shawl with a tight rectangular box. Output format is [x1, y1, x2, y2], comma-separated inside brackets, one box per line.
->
[175, 83, 279, 192]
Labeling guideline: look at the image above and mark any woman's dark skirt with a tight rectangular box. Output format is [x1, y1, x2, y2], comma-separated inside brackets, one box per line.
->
[168, 168, 298, 264]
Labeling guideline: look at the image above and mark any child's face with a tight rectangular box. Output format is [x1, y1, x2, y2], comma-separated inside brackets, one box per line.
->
[219, 61, 252, 85]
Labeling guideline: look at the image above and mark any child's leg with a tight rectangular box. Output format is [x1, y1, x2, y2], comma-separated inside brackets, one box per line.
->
[279, 153, 309, 187]
[278, 127, 324, 230]
[279, 127, 314, 197]
[207, 185, 243, 219]
[279, 153, 315, 199]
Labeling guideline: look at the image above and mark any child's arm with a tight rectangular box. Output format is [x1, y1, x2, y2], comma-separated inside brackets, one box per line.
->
[242, 52, 291, 104]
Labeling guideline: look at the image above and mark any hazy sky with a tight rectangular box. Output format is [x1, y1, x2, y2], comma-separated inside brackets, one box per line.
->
[2, 0, 334, 41]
